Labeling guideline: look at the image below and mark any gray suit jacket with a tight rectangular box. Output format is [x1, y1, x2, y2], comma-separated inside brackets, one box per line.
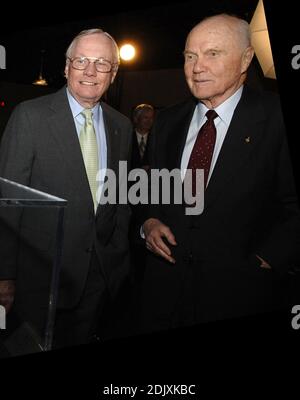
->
[0, 87, 132, 309]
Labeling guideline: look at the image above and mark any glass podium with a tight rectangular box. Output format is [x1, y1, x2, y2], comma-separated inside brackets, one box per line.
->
[0, 177, 67, 356]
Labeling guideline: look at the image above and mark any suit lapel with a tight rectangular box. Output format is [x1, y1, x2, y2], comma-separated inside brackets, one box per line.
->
[204, 86, 266, 209]
[46, 87, 91, 199]
[166, 98, 197, 170]
[101, 102, 120, 173]
[96, 102, 121, 218]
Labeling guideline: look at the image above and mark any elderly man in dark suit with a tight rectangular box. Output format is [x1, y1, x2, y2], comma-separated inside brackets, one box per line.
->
[0, 29, 132, 348]
[141, 14, 300, 332]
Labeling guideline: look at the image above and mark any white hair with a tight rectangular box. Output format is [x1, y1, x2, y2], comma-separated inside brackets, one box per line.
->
[65, 28, 120, 65]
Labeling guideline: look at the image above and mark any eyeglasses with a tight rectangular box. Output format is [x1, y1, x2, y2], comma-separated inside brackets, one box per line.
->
[67, 56, 118, 73]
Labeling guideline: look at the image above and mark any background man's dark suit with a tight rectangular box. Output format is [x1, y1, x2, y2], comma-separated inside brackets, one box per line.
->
[141, 85, 300, 331]
[0, 87, 132, 340]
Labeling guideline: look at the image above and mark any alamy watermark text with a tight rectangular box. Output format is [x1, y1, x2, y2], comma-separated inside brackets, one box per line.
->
[0, 305, 6, 329]
[0, 45, 6, 69]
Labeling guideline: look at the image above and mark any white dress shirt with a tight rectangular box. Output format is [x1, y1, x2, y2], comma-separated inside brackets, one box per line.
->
[180, 86, 243, 184]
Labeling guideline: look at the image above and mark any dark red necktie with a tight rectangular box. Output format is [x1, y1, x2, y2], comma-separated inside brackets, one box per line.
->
[187, 109, 218, 193]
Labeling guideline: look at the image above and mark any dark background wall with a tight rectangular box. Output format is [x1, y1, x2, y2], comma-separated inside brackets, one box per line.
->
[0, 0, 277, 136]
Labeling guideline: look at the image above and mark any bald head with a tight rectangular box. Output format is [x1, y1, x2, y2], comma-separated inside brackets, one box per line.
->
[187, 14, 251, 54]
[184, 14, 254, 108]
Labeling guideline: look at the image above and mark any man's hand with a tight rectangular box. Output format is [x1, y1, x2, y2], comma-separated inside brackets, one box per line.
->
[0, 280, 15, 313]
[143, 218, 177, 263]
[256, 255, 272, 269]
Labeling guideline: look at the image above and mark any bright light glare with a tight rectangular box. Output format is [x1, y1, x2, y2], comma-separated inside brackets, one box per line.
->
[120, 44, 136, 61]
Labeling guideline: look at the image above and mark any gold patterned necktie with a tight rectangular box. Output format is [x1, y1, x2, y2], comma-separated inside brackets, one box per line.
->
[79, 109, 99, 212]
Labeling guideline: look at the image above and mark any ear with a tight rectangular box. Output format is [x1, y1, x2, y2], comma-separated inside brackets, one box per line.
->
[241, 46, 254, 74]
[110, 71, 118, 84]
[64, 63, 69, 79]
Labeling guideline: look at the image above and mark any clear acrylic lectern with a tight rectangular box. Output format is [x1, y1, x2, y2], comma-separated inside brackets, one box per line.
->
[0, 177, 67, 356]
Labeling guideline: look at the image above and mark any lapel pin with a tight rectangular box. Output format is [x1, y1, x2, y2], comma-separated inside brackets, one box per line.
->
[245, 136, 251, 143]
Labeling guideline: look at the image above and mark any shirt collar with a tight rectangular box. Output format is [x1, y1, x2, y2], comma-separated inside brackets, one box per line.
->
[197, 85, 243, 127]
[136, 130, 148, 139]
[66, 87, 100, 121]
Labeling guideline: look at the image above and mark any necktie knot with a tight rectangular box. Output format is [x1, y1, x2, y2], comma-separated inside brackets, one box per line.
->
[81, 109, 93, 125]
[205, 109, 218, 122]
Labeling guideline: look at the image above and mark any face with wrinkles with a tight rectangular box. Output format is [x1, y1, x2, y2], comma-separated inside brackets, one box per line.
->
[184, 16, 254, 108]
[65, 33, 118, 108]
